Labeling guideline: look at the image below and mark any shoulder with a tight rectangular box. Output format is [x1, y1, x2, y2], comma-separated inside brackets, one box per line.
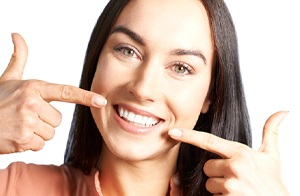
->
[0, 162, 99, 196]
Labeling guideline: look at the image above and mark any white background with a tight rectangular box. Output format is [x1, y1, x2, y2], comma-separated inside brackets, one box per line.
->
[0, 1, 299, 195]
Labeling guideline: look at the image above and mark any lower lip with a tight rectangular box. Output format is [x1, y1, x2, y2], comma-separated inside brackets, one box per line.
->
[113, 108, 162, 135]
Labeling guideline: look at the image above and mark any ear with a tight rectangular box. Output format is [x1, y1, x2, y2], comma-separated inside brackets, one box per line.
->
[201, 99, 210, 113]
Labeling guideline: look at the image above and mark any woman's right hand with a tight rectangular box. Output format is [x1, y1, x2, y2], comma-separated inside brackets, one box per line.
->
[0, 33, 106, 154]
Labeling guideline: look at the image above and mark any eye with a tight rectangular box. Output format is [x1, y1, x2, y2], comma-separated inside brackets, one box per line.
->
[114, 44, 141, 60]
[172, 62, 194, 76]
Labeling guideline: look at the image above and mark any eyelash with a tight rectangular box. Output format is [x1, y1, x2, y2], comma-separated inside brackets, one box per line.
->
[172, 62, 194, 76]
[114, 44, 142, 60]
[114, 44, 194, 77]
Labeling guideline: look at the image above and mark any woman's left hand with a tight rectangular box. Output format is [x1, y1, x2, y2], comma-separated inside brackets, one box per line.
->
[168, 111, 289, 195]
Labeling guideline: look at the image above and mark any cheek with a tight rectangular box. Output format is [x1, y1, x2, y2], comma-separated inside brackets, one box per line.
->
[171, 84, 209, 129]
[91, 58, 116, 96]
[91, 69, 107, 95]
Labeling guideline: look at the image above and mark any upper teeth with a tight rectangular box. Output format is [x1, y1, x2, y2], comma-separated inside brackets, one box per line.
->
[118, 107, 159, 127]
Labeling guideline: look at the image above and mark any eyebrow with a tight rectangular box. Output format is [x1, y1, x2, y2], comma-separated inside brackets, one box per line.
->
[110, 25, 207, 64]
[111, 25, 146, 45]
[170, 49, 207, 65]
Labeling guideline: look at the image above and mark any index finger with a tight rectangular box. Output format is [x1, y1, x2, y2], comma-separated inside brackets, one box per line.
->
[168, 128, 244, 158]
[37, 81, 107, 107]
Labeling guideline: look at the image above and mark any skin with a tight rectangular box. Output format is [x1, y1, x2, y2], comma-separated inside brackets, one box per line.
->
[0, 33, 107, 153]
[169, 111, 289, 195]
[90, 0, 213, 195]
[0, 1, 289, 196]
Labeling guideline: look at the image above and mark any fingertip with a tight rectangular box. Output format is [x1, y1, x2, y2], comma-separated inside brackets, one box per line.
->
[265, 111, 289, 129]
[91, 95, 107, 107]
[1, 33, 28, 80]
[11, 32, 17, 39]
[260, 111, 289, 154]
[172, 173, 180, 186]
[168, 128, 183, 138]
[170, 173, 181, 196]
[279, 110, 289, 123]
[10, 32, 28, 63]
[11, 32, 23, 44]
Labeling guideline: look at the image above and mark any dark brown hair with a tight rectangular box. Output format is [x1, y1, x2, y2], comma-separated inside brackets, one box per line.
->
[64, 1, 251, 195]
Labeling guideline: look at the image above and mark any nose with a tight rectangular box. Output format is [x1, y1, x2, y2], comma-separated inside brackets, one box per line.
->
[127, 62, 163, 102]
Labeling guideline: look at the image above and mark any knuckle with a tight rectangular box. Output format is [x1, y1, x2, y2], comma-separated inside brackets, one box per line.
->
[60, 85, 89, 104]
[19, 80, 38, 92]
[11, 52, 17, 59]
[17, 96, 38, 112]
[223, 178, 238, 193]
[21, 115, 38, 129]
[81, 91, 91, 104]
[13, 128, 34, 146]
[202, 134, 217, 150]
[60, 85, 73, 101]
[15, 81, 41, 111]
[238, 146, 252, 159]
[14, 146, 26, 153]
[8, 53, 18, 66]
[226, 160, 242, 177]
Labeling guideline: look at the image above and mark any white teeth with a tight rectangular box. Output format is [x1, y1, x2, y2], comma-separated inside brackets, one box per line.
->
[127, 112, 135, 122]
[134, 115, 143, 123]
[119, 107, 124, 117]
[118, 107, 159, 127]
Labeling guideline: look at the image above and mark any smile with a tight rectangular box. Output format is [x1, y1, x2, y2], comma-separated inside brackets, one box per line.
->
[117, 106, 160, 127]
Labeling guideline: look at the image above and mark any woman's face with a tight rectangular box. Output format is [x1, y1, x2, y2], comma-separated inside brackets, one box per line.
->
[91, 0, 214, 161]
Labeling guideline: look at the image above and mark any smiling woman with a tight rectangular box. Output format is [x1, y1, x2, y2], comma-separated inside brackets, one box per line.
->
[0, 0, 299, 196]
[89, 0, 213, 167]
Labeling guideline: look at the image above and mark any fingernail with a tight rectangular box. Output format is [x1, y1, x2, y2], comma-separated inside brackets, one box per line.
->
[282, 110, 289, 117]
[11, 33, 15, 41]
[279, 111, 289, 122]
[92, 95, 107, 107]
[173, 174, 180, 186]
[168, 128, 183, 137]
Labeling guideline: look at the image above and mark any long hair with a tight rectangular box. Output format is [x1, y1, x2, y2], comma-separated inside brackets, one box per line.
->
[178, 1, 252, 195]
[64, 0, 129, 172]
[64, 1, 252, 195]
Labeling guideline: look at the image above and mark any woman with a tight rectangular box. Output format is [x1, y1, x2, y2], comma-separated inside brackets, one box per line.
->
[0, 0, 289, 195]
[65, 0, 249, 195]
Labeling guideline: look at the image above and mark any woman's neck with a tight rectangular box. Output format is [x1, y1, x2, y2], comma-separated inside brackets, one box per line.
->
[97, 144, 179, 196]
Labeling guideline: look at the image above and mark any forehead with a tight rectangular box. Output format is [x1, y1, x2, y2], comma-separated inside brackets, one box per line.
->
[113, 0, 213, 56]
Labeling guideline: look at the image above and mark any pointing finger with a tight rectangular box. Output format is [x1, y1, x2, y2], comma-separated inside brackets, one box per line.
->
[1, 33, 28, 81]
[259, 111, 289, 157]
[168, 128, 244, 158]
[36, 81, 107, 107]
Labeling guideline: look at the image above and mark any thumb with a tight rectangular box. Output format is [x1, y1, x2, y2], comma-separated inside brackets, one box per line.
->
[1, 33, 28, 81]
[259, 111, 289, 157]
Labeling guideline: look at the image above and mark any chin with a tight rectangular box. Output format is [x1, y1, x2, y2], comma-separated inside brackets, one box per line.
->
[103, 135, 178, 163]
